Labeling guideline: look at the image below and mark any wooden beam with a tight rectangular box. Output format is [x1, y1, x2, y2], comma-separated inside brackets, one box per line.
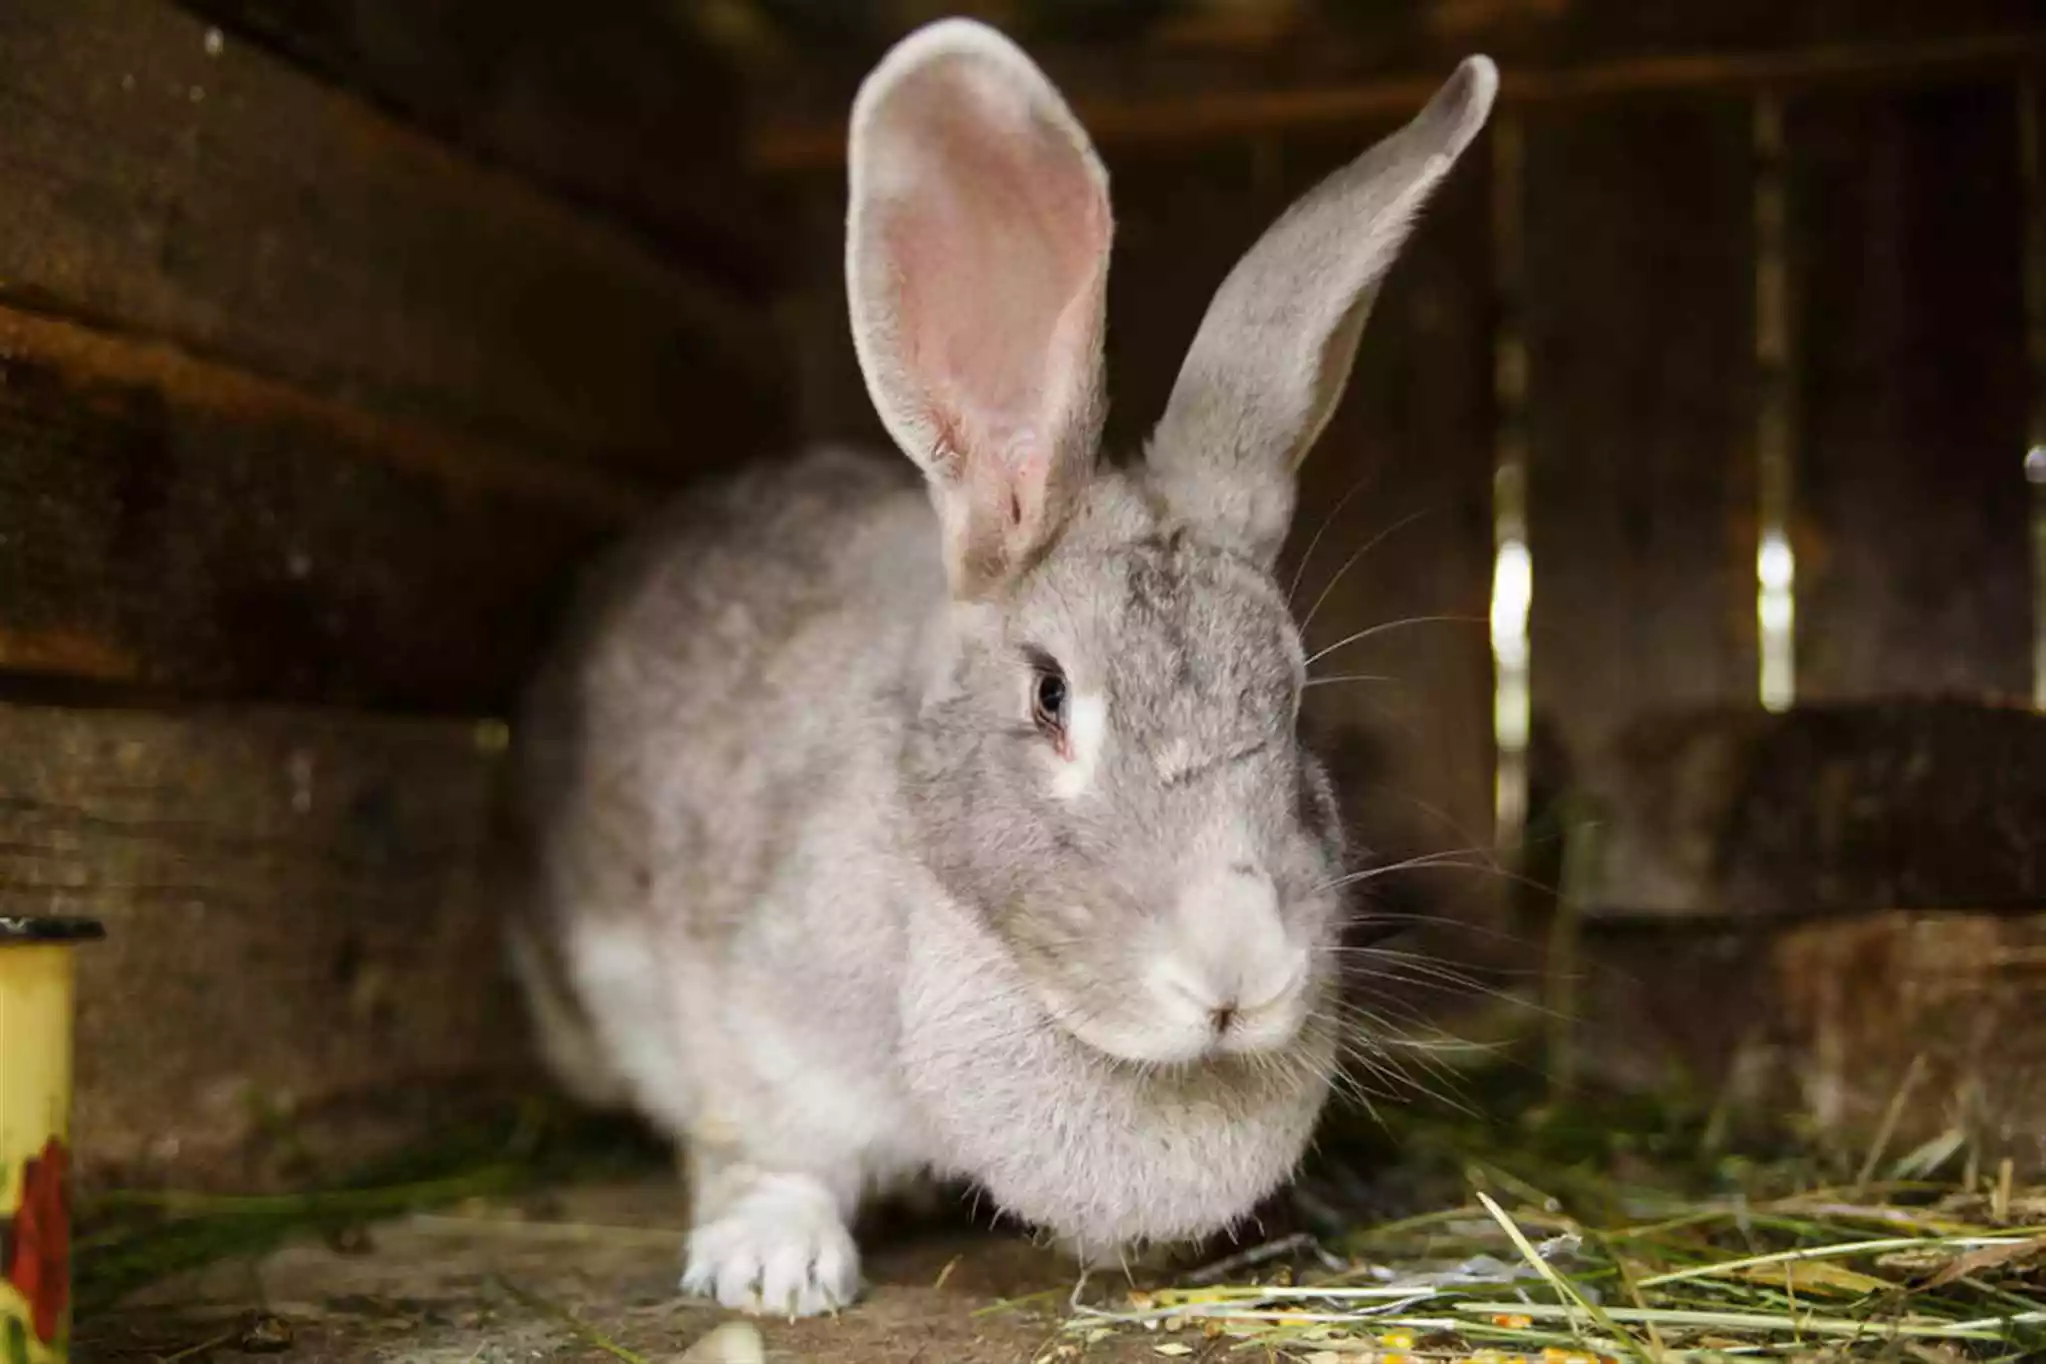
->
[0, 0, 789, 480]
[0, 701, 533, 1186]
[0, 303, 635, 711]
[750, 31, 2046, 172]
[1571, 701, 2046, 919]
[1576, 908, 2046, 1171]
[1789, 84, 2032, 703]
[175, 0, 785, 290]
[1522, 96, 1759, 829]
[0, 305, 644, 522]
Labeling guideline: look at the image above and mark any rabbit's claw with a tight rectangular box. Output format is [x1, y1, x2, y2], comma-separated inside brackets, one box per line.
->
[681, 1174, 862, 1319]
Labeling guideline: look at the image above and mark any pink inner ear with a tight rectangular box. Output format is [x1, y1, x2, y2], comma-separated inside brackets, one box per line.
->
[878, 64, 1108, 480]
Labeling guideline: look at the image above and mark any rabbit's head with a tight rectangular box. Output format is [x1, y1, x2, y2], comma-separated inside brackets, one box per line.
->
[849, 22, 1495, 1071]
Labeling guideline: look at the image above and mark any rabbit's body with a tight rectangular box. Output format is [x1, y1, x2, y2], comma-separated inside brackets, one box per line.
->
[516, 446, 934, 1154]
[512, 16, 1496, 1320]
[518, 447, 1338, 1265]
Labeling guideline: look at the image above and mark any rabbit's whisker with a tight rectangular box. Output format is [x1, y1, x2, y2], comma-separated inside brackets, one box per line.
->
[1285, 470, 1381, 607]
[1303, 614, 1486, 669]
[1299, 507, 1437, 634]
[1337, 910, 1541, 949]
[1314, 848, 1500, 891]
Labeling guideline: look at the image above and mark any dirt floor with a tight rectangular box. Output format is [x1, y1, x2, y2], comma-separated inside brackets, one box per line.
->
[81, 1178, 1179, 1364]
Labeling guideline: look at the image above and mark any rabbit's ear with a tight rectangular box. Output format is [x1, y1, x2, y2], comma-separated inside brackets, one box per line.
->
[847, 19, 1112, 598]
[1147, 57, 1497, 565]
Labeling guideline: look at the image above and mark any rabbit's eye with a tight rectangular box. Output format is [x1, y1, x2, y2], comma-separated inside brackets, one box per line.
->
[1031, 667, 1069, 736]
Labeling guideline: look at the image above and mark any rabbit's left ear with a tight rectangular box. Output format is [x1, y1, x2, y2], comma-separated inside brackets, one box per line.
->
[846, 19, 1113, 598]
[1147, 57, 1497, 566]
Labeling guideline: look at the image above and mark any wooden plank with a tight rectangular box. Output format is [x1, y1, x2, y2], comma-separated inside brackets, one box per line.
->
[1572, 700, 2046, 918]
[0, 701, 531, 1185]
[0, 0, 789, 479]
[0, 304, 629, 711]
[1522, 96, 1757, 805]
[177, 0, 784, 291]
[1095, 143, 1280, 456]
[1575, 909, 2046, 1170]
[1789, 83, 2031, 702]
[747, 8, 2046, 171]
[766, 171, 891, 452]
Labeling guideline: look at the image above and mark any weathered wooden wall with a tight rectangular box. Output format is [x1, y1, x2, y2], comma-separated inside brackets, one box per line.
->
[0, 704, 526, 1184]
[741, 0, 2046, 168]
[1790, 84, 2032, 701]
[0, 0, 791, 1185]
[175, 0, 779, 285]
[1521, 93, 1757, 802]
[0, 307, 621, 710]
[1522, 75, 2040, 1161]
[5, 0, 2045, 1187]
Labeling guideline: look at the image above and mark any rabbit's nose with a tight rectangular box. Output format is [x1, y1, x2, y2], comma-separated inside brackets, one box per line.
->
[1158, 861, 1310, 1054]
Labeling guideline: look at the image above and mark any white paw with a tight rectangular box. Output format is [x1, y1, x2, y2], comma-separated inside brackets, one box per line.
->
[681, 1175, 862, 1318]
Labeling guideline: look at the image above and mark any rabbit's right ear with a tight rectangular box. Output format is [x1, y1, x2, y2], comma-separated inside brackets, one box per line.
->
[1146, 57, 1497, 567]
[847, 20, 1112, 599]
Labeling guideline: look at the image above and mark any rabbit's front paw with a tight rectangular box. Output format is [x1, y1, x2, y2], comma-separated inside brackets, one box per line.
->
[681, 1173, 862, 1318]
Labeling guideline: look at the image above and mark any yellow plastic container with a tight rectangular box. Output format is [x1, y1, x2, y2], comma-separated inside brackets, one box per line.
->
[0, 918, 101, 1364]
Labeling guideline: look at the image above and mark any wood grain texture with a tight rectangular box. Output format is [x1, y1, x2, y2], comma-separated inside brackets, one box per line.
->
[1522, 95, 1757, 794]
[1093, 142, 1276, 459]
[0, 304, 628, 711]
[765, 172, 891, 452]
[176, 0, 783, 292]
[1577, 909, 2046, 1170]
[1789, 83, 2032, 702]
[0, 701, 533, 1184]
[0, 0, 789, 479]
[1572, 700, 2046, 918]
[747, 2, 2046, 169]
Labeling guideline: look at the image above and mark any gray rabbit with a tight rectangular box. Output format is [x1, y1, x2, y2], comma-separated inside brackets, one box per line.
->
[509, 18, 1496, 1319]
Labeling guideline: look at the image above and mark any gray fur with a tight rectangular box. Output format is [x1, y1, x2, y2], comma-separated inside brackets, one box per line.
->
[1149, 54, 1499, 564]
[512, 18, 1495, 1318]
